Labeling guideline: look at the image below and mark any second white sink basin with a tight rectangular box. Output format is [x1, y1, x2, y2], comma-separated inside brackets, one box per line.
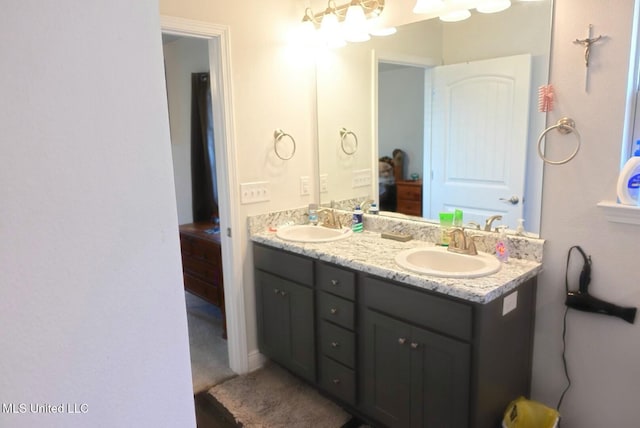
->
[395, 246, 501, 278]
[276, 224, 353, 243]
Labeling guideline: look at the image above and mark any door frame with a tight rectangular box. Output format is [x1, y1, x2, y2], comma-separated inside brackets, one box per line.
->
[161, 15, 249, 374]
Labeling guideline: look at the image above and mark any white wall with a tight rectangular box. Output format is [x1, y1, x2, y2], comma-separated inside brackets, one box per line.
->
[532, 1, 640, 427]
[0, 1, 195, 427]
[163, 36, 210, 225]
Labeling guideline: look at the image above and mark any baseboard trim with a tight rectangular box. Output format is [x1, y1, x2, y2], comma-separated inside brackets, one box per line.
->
[248, 350, 267, 372]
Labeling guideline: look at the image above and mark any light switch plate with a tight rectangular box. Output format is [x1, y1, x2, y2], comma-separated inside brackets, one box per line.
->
[240, 181, 270, 204]
[300, 176, 310, 196]
[352, 169, 372, 188]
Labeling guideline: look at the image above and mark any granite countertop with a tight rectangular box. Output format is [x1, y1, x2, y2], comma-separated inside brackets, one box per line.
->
[251, 229, 542, 304]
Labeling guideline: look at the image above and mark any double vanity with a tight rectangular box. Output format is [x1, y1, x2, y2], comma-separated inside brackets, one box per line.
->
[250, 209, 543, 428]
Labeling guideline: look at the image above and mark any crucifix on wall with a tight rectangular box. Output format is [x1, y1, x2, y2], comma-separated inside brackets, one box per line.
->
[574, 24, 606, 92]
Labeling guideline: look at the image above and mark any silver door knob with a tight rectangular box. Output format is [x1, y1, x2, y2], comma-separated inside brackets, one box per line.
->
[398, 338, 407, 345]
[499, 196, 520, 205]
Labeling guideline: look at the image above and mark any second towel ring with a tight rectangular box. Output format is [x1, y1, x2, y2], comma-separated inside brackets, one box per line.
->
[537, 117, 581, 165]
[273, 129, 296, 160]
[340, 128, 358, 155]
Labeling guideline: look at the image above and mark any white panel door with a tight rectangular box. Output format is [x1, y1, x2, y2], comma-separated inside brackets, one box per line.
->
[428, 54, 531, 229]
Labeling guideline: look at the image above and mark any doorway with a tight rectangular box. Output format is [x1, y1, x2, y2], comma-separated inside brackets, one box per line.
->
[161, 16, 249, 377]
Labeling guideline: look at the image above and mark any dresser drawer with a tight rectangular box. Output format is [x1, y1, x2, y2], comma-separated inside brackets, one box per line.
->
[319, 356, 356, 406]
[319, 321, 355, 368]
[182, 256, 222, 285]
[397, 184, 422, 201]
[316, 262, 355, 300]
[318, 292, 354, 330]
[181, 236, 221, 267]
[396, 200, 422, 216]
[184, 273, 222, 306]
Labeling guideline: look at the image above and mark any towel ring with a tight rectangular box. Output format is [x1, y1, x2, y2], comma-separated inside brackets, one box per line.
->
[273, 129, 296, 160]
[537, 117, 581, 165]
[340, 128, 358, 155]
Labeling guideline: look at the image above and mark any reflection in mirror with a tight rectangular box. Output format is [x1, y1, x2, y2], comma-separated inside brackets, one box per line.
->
[316, 1, 553, 236]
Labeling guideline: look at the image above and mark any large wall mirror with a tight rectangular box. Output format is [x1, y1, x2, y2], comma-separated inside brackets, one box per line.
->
[316, 1, 553, 236]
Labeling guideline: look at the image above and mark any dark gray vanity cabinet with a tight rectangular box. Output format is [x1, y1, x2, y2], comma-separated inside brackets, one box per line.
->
[359, 274, 536, 428]
[254, 245, 315, 382]
[360, 276, 471, 428]
[253, 243, 537, 428]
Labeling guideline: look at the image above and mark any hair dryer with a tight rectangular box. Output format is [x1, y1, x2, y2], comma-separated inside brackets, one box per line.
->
[564, 246, 636, 324]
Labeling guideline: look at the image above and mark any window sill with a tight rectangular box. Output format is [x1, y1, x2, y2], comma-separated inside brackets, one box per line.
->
[597, 201, 640, 225]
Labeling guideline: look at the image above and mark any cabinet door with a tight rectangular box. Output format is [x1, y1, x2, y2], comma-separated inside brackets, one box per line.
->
[361, 309, 412, 428]
[410, 326, 470, 428]
[255, 270, 315, 382]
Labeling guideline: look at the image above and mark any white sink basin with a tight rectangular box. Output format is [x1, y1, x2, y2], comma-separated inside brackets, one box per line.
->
[276, 225, 353, 243]
[395, 246, 501, 278]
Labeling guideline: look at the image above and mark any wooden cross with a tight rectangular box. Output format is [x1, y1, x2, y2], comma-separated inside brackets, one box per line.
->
[574, 24, 605, 92]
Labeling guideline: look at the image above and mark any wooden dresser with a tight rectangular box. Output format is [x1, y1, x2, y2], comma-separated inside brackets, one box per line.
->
[396, 179, 423, 216]
[179, 222, 226, 338]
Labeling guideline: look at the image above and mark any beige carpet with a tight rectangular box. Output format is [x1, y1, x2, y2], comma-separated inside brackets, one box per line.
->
[208, 363, 353, 427]
[186, 292, 236, 394]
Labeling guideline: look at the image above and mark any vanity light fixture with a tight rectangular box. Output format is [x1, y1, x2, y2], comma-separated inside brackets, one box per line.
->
[302, 0, 395, 47]
[413, 0, 512, 22]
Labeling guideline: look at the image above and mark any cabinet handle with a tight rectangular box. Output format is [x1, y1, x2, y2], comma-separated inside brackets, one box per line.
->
[398, 338, 407, 345]
[273, 288, 280, 294]
[331, 279, 339, 286]
[330, 308, 338, 315]
[410, 342, 419, 349]
[331, 341, 339, 348]
[332, 378, 341, 385]
[280, 291, 287, 297]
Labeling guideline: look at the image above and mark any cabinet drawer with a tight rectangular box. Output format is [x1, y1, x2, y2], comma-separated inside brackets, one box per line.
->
[319, 356, 356, 406]
[318, 292, 354, 330]
[184, 273, 221, 306]
[182, 256, 222, 285]
[254, 244, 313, 286]
[319, 321, 355, 368]
[316, 262, 355, 300]
[361, 275, 472, 341]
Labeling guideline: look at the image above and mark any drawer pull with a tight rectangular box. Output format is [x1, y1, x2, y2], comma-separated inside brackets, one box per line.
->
[332, 378, 341, 385]
[274, 288, 280, 294]
[280, 291, 288, 297]
[330, 308, 338, 315]
[398, 337, 407, 345]
[410, 342, 420, 349]
[331, 279, 339, 286]
[330, 341, 340, 348]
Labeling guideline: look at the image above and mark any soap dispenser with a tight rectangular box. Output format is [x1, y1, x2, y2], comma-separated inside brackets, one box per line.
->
[495, 226, 509, 263]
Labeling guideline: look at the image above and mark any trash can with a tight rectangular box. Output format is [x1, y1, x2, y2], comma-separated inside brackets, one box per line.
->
[502, 396, 560, 428]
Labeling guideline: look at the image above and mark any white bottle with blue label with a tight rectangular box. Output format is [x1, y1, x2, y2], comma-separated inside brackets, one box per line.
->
[617, 140, 640, 205]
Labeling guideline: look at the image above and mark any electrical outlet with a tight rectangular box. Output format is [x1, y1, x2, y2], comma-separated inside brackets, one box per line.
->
[320, 174, 328, 193]
[352, 169, 372, 188]
[300, 176, 310, 196]
[240, 181, 270, 204]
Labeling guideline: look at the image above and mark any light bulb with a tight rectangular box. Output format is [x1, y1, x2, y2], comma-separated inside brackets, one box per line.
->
[344, 3, 370, 43]
[476, 0, 511, 13]
[413, 0, 445, 14]
[439, 9, 471, 22]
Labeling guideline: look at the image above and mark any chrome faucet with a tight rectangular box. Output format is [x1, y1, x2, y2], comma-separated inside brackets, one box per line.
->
[447, 228, 478, 255]
[317, 208, 342, 229]
[484, 215, 503, 232]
